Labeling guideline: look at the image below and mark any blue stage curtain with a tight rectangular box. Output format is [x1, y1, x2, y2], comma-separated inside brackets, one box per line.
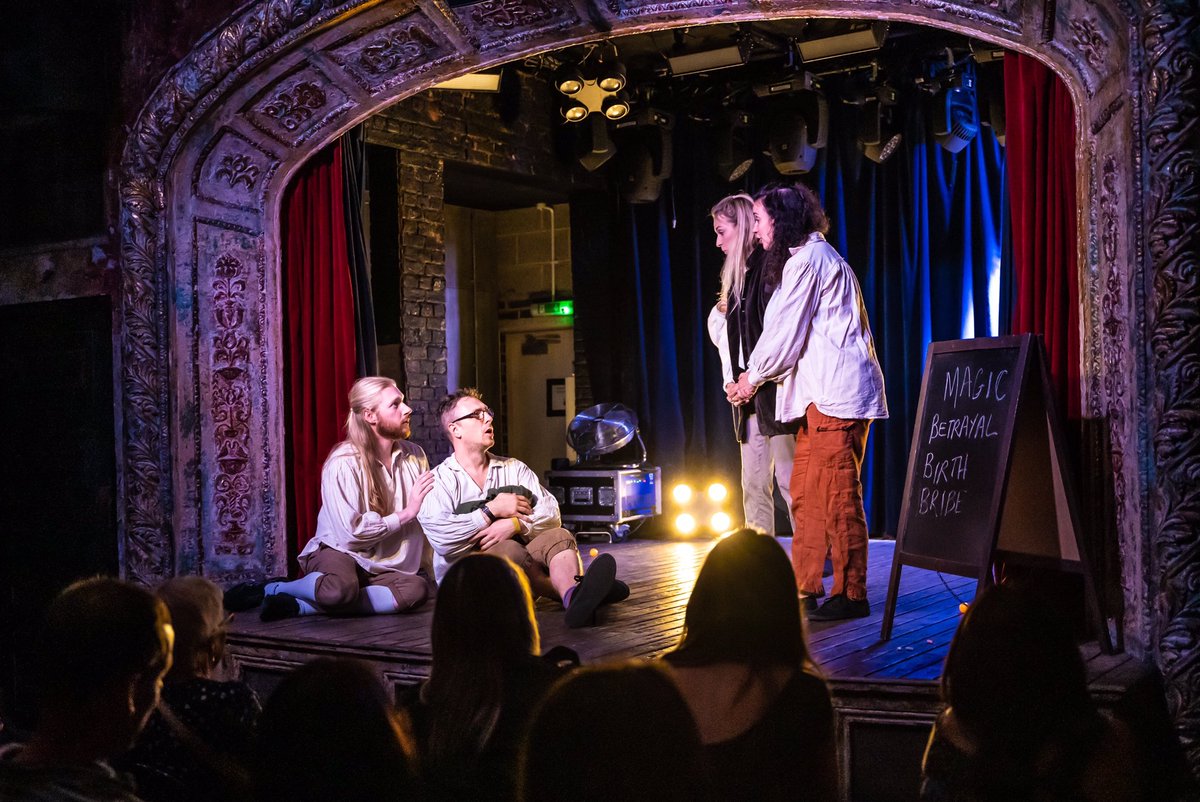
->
[811, 95, 1007, 536]
[573, 103, 1006, 537]
[572, 119, 740, 483]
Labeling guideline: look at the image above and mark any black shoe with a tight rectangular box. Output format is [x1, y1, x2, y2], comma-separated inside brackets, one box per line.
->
[565, 553, 616, 628]
[224, 577, 286, 612]
[576, 573, 630, 606]
[603, 579, 630, 605]
[808, 594, 870, 621]
[260, 593, 301, 622]
[800, 595, 818, 613]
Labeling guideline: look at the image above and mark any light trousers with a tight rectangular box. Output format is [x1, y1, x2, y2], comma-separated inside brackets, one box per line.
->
[740, 413, 796, 536]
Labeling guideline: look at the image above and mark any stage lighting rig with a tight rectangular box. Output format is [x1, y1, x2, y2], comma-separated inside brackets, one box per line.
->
[857, 83, 902, 163]
[554, 42, 631, 123]
[918, 51, 981, 153]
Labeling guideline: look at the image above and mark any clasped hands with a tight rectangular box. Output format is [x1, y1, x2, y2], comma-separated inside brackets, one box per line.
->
[726, 373, 757, 406]
[475, 491, 532, 550]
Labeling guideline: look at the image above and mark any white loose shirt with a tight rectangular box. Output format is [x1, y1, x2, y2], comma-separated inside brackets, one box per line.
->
[707, 304, 735, 385]
[418, 453, 562, 582]
[297, 440, 432, 575]
[746, 232, 889, 422]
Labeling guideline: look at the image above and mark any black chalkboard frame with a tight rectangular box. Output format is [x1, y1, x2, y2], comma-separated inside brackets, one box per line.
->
[879, 334, 1114, 652]
[896, 335, 1030, 564]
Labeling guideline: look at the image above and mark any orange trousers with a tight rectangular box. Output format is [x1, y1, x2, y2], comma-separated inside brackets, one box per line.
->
[790, 404, 871, 601]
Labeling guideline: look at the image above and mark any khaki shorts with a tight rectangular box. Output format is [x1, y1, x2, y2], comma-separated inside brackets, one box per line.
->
[487, 527, 577, 572]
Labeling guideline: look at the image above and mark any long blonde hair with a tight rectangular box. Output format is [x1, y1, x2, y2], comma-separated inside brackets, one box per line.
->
[711, 193, 756, 307]
[339, 376, 400, 516]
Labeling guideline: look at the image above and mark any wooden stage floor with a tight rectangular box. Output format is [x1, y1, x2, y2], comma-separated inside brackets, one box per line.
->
[225, 537, 1141, 800]
[226, 537, 1137, 696]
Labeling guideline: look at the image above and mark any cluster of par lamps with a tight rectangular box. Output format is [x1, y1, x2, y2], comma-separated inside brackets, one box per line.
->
[555, 44, 631, 122]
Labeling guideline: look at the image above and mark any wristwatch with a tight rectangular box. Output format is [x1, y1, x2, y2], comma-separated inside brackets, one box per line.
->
[481, 504, 498, 524]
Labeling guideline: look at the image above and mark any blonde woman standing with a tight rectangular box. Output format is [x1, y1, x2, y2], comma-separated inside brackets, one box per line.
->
[707, 194, 796, 535]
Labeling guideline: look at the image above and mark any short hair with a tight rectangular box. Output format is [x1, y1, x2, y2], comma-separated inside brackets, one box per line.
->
[34, 577, 172, 706]
[156, 575, 226, 675]
[437, 387, 485, 435]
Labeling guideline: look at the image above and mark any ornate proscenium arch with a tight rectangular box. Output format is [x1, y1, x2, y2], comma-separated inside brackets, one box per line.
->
[118, 0, 1200, 765]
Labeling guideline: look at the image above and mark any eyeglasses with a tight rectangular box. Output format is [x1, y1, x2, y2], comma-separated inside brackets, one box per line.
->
[451, 407, 494, 424]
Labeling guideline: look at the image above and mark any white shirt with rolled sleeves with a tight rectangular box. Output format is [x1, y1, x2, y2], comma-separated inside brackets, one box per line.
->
[297, 440, 432, 575]
[746, 232, 889, 423]
[419, 453, 563, 583]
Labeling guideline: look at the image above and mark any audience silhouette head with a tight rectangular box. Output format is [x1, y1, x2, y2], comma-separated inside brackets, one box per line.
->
[254, 657, 414, 802]
[672, 528, 811, 669]
[34, 577, 173, 751]
[155, 575, 228, 681]
[520, 662, 713, 802]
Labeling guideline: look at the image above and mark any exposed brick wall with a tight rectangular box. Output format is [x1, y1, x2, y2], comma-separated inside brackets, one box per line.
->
[366, 70, 585, 464]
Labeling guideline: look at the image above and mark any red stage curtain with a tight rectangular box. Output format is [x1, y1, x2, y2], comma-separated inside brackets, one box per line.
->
[1004, 54, 1080, 418]
[282, 140, 357, 561]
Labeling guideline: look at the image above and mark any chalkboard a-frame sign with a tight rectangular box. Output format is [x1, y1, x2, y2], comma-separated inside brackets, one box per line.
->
[880, 334, 1112, 652]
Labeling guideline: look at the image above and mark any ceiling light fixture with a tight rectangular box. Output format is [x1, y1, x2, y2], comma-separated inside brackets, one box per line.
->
[796, 21, 889, 63]
[433, 70, 504, 92]
[553, 43, 631, 123]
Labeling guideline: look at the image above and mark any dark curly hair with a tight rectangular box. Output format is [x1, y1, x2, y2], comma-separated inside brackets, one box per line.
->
[754, 182, 829, 292]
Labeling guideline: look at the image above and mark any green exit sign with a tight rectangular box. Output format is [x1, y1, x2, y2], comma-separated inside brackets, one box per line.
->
[532, 300, 574, 317]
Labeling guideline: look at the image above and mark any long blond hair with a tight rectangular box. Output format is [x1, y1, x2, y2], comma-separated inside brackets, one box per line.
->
[711, 193, 755, 307]
[338, 376, 400, 516]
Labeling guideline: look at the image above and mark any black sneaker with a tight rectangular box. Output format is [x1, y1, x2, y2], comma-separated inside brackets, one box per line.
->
[574, 573, 630, 606]
[808, 594, 870, 621]
[565, 553, 616, 628]
[260, 593, 301, 622]
[224, 577, 286, 612]
[800, 595, 819, 613]
[604, 579, 630, 605]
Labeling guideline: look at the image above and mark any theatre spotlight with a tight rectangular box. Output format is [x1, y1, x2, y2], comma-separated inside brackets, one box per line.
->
[555, 64, 585, 95]
[560, 98, 589, 122]
[602, 92, 631, 120]
[715, 110, 754, 182]
[596, 45, 627, 92]
[617, 117, 673, 204]
[553, 43, 631, 124]
[932, 66, 980, 153]
[767, 91, 828, 175]
[859, 89, 902, 164]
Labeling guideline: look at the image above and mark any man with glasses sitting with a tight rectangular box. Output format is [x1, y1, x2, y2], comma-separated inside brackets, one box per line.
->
[419, 388, 628, 628]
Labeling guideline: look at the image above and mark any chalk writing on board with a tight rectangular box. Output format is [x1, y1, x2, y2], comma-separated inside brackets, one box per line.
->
[910, 362, 1014, 521]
